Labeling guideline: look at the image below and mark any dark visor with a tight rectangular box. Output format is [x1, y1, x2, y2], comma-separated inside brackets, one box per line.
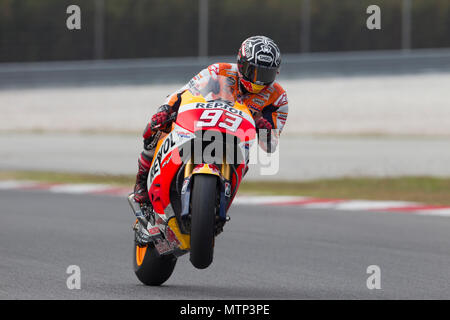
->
[240, 61, 278, 85]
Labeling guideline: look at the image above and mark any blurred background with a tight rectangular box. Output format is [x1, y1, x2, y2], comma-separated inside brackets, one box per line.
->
[0, 0, 449, 192]
[3, 1, 450, 300]
[1, 0, 450, 61]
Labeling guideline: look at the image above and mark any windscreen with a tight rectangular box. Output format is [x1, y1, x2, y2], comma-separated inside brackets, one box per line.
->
[188, 75, 236, 105]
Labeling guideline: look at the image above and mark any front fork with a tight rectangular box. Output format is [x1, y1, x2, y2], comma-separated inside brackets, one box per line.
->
[180, 157, 232, 223]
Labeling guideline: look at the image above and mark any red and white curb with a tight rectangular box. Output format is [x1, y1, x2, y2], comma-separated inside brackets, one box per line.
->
[234, 196, 450, 217]
[1, 180, 450, 217]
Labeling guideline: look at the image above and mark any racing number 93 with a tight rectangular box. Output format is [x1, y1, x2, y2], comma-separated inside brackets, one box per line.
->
[196, 109, 243, 132]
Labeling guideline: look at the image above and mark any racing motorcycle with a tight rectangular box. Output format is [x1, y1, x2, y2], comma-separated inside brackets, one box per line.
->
[128, 75, 257, 286]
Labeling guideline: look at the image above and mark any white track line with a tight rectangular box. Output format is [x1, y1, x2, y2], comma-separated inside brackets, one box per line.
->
[233, 195, 310, 205]
[0, 180, 40, 189]
[48, 184, 113, 194]
[415, 208, 450, 217]
[332, 200, 419, 211]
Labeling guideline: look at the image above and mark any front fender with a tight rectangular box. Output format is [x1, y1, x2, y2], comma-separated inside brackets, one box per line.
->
[191, 164, 221, 176]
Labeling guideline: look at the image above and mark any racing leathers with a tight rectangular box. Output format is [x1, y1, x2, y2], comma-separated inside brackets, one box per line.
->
[133, 62, 289, 204]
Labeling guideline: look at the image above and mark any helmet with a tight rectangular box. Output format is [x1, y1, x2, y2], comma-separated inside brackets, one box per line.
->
[237, 35, 281, 93]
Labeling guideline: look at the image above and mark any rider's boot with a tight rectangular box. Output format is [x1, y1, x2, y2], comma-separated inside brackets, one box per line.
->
[133, 154, 151, 205]
[132, 131, 161, 246]
[132, 153, 154, 247]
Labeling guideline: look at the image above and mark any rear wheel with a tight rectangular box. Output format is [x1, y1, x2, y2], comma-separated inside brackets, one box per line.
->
[189, 174, 218, 269]
[133, 242, 177, 286]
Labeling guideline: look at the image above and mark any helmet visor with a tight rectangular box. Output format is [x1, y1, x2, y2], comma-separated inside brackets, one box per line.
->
[240, 60, 278, 85]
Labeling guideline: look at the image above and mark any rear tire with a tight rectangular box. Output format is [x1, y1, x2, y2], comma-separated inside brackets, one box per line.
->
[133, 242, 177, 286]
[189, 174, 218, 269]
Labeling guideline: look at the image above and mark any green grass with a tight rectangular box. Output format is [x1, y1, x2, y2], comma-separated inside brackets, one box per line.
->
[239, 177, 450, 205]
[1, 171, 450, 206]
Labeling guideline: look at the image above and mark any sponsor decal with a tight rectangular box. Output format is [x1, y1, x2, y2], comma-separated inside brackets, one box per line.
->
[210, 164, 220, 174]
[161, 154, 172, 168]
[166, 226, 181, 247]
[274, 92, 288, 107]
[257, 54, 273, 63]
[195, 102, 244, 116]
[257, 92, 270, 100]
[154, 238, 172, 254]
[192, 164, 220, 175]
[208, 64, 219, 76]
[177, 131, 192, 139]
[192, 165, 203, 174]
[224, 70, 238, 77]
[253, 98, 265, 106]
[226, 76, 236, 86]
[148, 226, 161, 235]
[149, 132, 177, 184]
[247, 104, 261, 114]
[224, 182, 231, 197]
[181, 178, 189, 194]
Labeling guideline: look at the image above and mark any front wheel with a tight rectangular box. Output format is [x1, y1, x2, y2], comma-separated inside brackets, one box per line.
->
[133, 242, 177, 286]
[189, 174, 218, 269]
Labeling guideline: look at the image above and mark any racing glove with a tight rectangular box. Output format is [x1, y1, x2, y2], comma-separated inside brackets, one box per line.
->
[256, 117, 276, 153]
[255, 117, 272, 131]
[150, 105, 171, 131]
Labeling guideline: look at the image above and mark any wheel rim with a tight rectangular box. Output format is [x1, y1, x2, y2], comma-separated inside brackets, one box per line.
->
[135, 245, 147, 266]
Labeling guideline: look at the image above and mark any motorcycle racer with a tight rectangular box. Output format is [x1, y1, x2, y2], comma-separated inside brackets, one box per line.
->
[133, 35, 289, 205]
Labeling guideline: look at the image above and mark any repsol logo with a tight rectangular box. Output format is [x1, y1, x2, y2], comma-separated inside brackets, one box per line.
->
[149, 132, 177, 183]
[195, 102, 244, 116]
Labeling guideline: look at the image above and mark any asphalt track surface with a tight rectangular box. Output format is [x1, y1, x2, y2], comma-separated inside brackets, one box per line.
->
[1, 189, 449, 299]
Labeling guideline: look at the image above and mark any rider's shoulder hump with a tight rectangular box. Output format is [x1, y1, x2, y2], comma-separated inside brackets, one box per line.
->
[207, 63, 236, 76]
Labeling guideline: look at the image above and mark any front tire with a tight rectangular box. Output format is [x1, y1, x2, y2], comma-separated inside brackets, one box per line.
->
[133, 243, 177, 286]
[189, 174, 218, 269]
